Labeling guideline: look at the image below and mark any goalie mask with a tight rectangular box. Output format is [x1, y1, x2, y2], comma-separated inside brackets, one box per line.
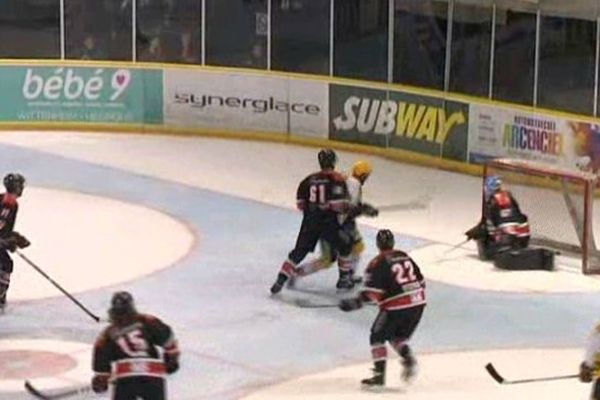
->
[376, 229, 395, 251]
[485, 176, 502, 200]
[108, 291, 137, 323]
[3, 173, 25, 197]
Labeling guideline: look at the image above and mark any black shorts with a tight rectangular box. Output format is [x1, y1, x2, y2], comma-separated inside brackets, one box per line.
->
[0, 251, 13, 274]
[289, 214, 352, 264]
[370, 305, 425, 344]
[113, 377, 165, 400]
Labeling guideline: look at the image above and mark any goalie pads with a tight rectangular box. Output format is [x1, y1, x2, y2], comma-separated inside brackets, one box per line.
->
[493, 247, 555, 271]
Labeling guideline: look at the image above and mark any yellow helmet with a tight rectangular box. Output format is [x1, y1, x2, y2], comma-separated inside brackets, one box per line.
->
[352, 160, 372, 180]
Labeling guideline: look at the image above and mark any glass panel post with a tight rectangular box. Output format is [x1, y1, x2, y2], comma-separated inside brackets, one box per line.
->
[443, 0, 454, 91]
[533, 8, 540, 107]
[488, 3, 495, 99]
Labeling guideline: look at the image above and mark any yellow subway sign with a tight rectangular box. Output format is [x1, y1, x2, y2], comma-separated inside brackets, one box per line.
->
[330, 84, 469, 161]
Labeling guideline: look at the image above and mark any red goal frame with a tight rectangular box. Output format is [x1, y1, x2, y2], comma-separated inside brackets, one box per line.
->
[483, 158, 599, 274]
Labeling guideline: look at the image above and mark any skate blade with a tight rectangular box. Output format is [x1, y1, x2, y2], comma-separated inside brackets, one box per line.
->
[361, 384, 385, 392]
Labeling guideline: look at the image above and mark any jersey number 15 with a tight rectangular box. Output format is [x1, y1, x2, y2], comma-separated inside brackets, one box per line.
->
[116, 329, 150, 357]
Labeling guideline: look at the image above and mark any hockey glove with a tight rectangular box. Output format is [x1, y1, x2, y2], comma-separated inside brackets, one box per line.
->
[0, 238, 17, 252]
[339, 297, 363, 312]
[91, 374, 109, 393]
[164, 353, 180, 374]
[361, 203, 379, 217]
[580, 362, 594, 383]
[10, 232, 30, 249]
[465, 222, 485, 241]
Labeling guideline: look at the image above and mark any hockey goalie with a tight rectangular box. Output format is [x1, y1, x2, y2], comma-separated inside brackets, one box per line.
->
[465, 175, 555, 271]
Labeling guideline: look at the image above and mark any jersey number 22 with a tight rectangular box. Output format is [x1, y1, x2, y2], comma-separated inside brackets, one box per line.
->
[392, 260, 417, 285]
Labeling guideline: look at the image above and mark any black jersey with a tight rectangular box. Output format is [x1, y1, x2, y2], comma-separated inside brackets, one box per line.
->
[486, 190, 525, 226]
[296, 170, 349, 219]
[363, 250, 426, 311]
[93, 314, 179, 381]
[0, 193, 18, 238]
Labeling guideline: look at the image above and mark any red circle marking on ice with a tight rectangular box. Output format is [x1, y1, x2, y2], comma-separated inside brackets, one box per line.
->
[0, 350, 77, 379]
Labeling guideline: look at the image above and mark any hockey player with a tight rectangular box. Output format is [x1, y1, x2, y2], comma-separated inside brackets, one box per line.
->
[293, 160, 378, 288]
[92, 291, 180, 400]
[465, 175, 530, 259]
[270, 149, 355, 294]
[0, 173, 30, 313]
[580, 322, 600, 399]
[339, 229, 426, 389]
[465, 176, 554, 270]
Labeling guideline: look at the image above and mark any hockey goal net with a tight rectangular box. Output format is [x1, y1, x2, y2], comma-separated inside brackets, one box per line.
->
[483, 158, 600, 274]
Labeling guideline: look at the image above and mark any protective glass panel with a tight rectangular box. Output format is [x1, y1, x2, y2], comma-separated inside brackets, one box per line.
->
[449, 1, 492, 97]
[0, 0, 60, 58]
[65, 0, 133, 61]
[538, 15, 596, 115]
[271, 0, 330, 75]
[334, 0, 388, 82]
[393, 0, 448, 90]
[137, 0, 201, 63]
[492, 5, 536, 105]
[206, 0, 267, 69]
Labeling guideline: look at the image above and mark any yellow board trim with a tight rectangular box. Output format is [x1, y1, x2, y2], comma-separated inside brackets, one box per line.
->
[0, 121, 482, 177]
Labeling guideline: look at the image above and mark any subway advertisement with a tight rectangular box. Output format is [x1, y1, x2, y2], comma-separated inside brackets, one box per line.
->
[468, 103, 600, 171]
[0, 66, 163, 124]
[329, 84, 470, 161]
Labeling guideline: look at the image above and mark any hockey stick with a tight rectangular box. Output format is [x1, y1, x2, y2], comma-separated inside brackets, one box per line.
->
[443, 239, 470, 254]
[484, 363, 578, 385]
[24, 381, 93, 399]
[294, 298, 339, 308]
[16, 251, 101, 322]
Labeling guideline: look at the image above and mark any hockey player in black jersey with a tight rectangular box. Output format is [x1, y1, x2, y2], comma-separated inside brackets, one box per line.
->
[465, 176, 553, 270]
[92, 291, 180, 400]
[292, 160, 378, 289]
[270, 149, 355, 294]
[0, 173, 30, 313]
[339, 229, 426, 389]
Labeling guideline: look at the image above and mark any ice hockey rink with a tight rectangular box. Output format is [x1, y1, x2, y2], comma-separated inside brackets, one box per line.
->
[0, 130, 600, 399]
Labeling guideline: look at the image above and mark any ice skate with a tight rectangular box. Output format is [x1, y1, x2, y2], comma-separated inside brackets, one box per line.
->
[361, 369, 385, 390]
[270, 274, 288, 295]
[401, 355, 417, 383]
[336, 276, 355, 291]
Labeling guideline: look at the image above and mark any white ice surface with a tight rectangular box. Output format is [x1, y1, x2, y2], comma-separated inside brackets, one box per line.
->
[240, 348, 588, 400]
[1, 131, 599, 293]
[10, 186, 195, 301]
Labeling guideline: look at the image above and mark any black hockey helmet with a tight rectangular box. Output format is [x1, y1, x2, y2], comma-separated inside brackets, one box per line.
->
[3, 173, 25, 196]
[376, 229, 395, 251]
[318, 148, 337, 170]
[108, 291, 137, 323]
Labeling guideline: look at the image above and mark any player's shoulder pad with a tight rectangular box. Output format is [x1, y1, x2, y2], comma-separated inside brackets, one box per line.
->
[138, 313, 161, 325]
[366, 254, 386, 271]
[394, 251, 412, 261]
[330, 171, 346, 183]
[1, 193, 17, 208]
[94, 328, 111, 347]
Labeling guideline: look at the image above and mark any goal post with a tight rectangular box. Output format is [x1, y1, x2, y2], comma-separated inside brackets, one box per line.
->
[483, 158, 600, 274]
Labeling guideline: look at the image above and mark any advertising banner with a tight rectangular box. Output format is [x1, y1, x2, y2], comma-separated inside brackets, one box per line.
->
[329, 84, 469, 161]
[468, 103, 599, 171]
[0, 66, 163, 124]
[164, 70, 328, 138]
